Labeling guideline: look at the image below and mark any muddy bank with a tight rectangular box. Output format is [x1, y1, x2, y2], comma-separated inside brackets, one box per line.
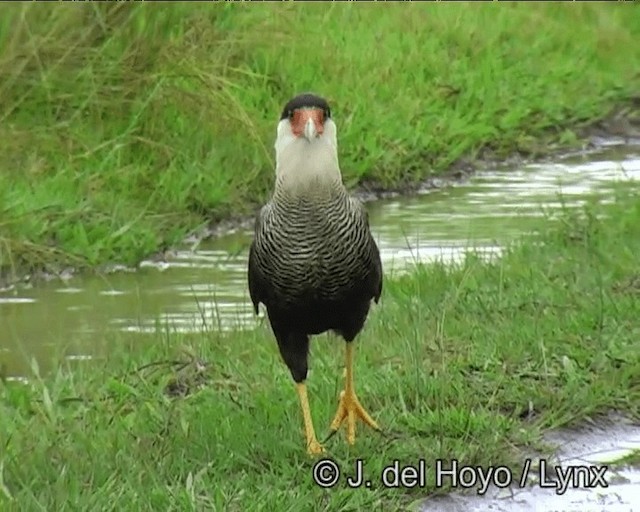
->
[2, 103, 639, 291]
[201, 104, 640, 239]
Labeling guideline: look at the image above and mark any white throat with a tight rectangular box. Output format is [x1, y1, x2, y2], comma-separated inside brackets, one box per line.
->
[274, 118, 342, 195]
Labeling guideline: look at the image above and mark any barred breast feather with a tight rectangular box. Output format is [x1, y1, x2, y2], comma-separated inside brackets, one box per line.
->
[248, 183, 382, 337]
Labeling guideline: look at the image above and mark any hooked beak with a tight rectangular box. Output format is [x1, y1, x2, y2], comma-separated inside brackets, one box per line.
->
[291, 108, 325, 141]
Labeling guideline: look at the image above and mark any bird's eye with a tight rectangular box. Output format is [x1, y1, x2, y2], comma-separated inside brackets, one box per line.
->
[288, 110, 294, 119]
[325, 108, 331, 119]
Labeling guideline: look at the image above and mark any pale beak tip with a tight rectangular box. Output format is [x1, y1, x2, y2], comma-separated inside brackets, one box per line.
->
[303, 118, 317, 141]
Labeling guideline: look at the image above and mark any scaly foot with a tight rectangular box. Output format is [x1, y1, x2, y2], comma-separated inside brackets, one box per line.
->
[329, 389, 379, 445]
[306, 438, 325, 456]
[296, 382, 325, 456]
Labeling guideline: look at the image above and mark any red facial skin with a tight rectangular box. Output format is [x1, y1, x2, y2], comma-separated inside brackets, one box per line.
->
[290, 108, 325, 138]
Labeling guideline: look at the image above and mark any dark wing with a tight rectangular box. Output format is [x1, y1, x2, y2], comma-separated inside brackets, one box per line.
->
[355, 198, 383, 304]
[247, 208, 268, 315]
[369, 233, 383, 304]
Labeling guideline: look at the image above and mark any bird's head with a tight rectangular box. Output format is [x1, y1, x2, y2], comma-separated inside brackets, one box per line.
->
[277, 93, 334, 144]
[274, 93, 341, 192]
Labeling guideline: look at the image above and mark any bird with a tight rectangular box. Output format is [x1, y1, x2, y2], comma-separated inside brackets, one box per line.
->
[247, 92, 383, 455]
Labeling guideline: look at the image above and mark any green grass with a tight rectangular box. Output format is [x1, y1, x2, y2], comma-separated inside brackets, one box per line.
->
[1, 3, 640, 280]
[613, 449, 640, 470]
[1, 191, 638, 511]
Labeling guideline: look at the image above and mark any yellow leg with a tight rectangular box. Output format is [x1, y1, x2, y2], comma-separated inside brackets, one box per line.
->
[329, 343, 380, 444]
[296, 383, 325, 455]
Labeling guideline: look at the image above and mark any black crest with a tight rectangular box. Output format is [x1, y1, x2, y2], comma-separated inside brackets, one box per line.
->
[280, 93, 331, 120]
